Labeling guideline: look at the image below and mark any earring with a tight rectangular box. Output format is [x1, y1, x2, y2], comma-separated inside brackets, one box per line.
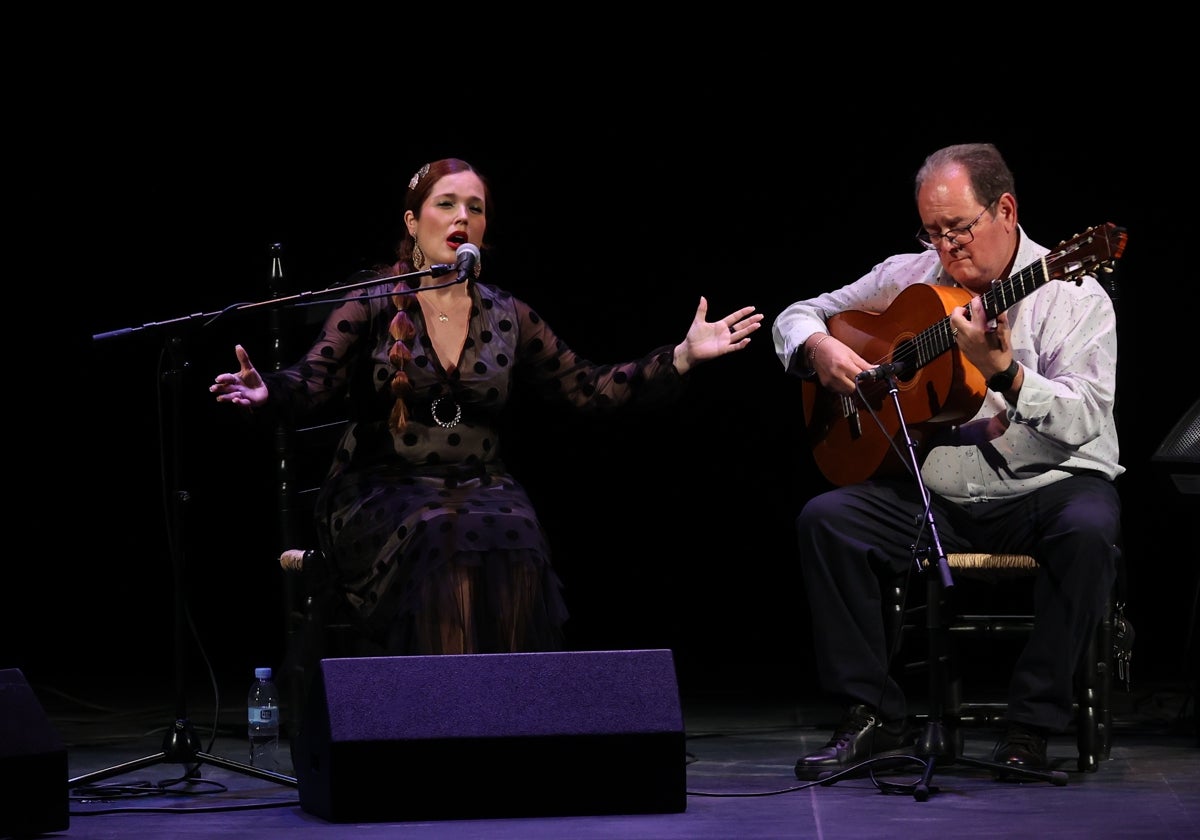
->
[412, 241, 425, 270]
[472, 253, 482, 280]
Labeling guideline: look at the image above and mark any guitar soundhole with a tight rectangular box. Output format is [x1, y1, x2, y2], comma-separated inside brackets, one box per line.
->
[891, 338, 917, 383]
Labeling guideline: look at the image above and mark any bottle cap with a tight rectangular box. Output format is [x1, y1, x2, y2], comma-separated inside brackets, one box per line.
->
[255, 667, 273, 680]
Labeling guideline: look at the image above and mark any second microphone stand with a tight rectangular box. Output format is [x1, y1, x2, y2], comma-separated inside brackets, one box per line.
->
[890, 371, 1066, 799]
[823, 371, 1067, 800]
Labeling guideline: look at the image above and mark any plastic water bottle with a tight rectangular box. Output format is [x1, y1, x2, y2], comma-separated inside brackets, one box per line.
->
[247, 666, 280, 771]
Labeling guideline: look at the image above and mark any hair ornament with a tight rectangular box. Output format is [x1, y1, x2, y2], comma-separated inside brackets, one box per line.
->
[408, 163, 430, 190]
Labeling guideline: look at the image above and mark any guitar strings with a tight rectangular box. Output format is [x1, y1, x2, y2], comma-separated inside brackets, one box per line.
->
[865, 266, 1037, 373]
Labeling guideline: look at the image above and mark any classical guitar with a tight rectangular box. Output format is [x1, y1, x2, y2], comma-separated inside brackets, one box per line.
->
[801, 222, 1128, 487]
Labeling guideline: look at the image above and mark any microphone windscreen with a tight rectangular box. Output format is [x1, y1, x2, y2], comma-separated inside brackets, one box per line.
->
[455, 243, 480, 268]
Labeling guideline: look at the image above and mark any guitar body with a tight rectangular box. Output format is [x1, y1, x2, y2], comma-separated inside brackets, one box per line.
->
[799, 222, 1128, 487]
[801, 284, 985, 486]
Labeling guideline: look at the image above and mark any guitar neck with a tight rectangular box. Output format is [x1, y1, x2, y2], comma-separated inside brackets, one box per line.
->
[910, 255, 1057, 374]
[979, 256, 1057, 322]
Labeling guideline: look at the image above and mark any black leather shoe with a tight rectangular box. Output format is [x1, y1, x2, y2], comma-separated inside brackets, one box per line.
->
[795, 705, 913, 781]
[992, 723, 1049, 778]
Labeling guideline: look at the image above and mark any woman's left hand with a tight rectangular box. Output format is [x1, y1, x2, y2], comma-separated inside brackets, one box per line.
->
[673, 296, 763, 374]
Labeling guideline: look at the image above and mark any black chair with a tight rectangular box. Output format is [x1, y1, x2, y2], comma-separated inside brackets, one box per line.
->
[886, 546, 1129, 775]
[274, 406, 369, 743]
[265, 256, 379, 741]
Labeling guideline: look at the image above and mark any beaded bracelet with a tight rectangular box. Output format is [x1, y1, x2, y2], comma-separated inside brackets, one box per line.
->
[806, 334, 831, 365]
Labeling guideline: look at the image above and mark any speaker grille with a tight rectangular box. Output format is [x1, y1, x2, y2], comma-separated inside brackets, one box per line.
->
[1153, 399, 1200, 462]
[296, 650, 687, 822]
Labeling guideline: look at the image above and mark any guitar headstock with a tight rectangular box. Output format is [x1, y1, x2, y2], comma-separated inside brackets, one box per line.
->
[1049, 222, 1129, 284]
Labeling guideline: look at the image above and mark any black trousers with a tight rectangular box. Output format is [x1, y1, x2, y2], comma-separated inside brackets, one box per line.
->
[796, 474, 1121, 732]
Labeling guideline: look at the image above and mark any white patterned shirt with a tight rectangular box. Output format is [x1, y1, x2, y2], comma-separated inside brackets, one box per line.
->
[772, 225, 1123, 504]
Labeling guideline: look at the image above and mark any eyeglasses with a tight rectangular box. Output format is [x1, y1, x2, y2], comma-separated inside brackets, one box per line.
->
[916, 199, 997, 250]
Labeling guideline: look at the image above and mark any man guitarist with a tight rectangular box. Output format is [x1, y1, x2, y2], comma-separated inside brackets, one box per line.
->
[773, 143, 1123, 781]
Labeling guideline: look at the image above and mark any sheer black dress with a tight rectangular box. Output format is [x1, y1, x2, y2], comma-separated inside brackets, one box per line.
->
[263, 276, 686, 655]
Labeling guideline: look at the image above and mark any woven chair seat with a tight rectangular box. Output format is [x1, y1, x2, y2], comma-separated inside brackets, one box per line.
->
[946, 552, 1038, 584]
[280, 549, 307, 572]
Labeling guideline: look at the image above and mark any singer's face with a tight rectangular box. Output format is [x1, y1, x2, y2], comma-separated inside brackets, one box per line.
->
[407, 172, 488, 267]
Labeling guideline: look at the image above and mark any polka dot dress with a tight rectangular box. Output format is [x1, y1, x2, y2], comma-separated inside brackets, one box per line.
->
[264, 278, 686, 654]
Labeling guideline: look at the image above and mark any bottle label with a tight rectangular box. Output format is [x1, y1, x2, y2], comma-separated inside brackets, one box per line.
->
[248, 705, 278, 725]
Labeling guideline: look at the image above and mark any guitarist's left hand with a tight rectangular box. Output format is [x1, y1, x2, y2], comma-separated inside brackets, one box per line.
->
[949, 296, 1023, 395]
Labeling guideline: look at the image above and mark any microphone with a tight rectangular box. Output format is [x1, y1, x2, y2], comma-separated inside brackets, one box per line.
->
[855, 360, 907, 383]
[452, 243, 480, 284]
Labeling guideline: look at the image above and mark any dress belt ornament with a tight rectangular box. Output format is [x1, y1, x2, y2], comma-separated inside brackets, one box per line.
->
[431, 396, 462, 428]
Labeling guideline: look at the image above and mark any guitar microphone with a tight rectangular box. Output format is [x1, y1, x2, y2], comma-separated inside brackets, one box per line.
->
[856, 361, 907, 383]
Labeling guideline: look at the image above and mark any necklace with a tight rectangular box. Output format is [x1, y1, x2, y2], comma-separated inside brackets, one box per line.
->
[424, 293, 460, 323]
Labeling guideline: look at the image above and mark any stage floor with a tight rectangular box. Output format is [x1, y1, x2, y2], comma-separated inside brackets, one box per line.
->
[11, 668, 1199, 840]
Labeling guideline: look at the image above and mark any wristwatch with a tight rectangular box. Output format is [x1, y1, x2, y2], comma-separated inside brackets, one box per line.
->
[987, 359, 1020, 392]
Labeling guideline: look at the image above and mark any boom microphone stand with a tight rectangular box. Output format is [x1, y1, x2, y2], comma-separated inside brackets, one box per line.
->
[79, 250, 464, 791]
[72, 331, 297, 789]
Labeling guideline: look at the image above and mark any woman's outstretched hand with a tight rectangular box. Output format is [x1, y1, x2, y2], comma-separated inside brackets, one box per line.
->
[673, 296, 764, 374]
[210, 344, 269, 408]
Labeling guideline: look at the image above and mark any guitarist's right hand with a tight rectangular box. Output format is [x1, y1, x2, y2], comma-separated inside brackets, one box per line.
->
[810, 335, 873, 396]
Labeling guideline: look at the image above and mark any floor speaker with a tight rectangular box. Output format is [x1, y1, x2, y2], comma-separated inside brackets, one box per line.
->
[294, 649, 686, 823]
[1153, 397, 1200, 495]
[0, 668, 68, 837]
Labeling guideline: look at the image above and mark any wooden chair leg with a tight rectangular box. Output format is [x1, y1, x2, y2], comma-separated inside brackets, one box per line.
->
[1097, 601, 1116, 762]
[1075, 624, 1101, 773]
[1074, 605, 1115, 773]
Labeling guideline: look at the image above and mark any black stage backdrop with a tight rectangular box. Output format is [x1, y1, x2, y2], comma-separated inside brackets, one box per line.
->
[21, 61, 1194, 709]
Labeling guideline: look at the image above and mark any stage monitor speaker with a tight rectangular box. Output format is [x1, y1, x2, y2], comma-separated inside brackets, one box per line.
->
[0, 668, 68, 837]
[1152, 397, 1200, 495]
[294, 649, 686, 823]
